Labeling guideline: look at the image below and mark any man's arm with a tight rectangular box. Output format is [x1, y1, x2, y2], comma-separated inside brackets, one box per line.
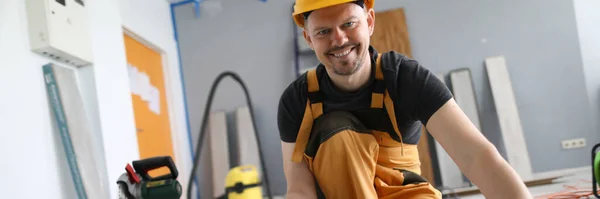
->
[389, 54, 531, 198]
[426, 98, 531, 199]
[277, 79, 317, 199]
[281, 141, 317, 199]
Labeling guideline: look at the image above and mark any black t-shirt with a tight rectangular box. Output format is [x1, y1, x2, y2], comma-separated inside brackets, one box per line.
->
[277, 46, 453, 144]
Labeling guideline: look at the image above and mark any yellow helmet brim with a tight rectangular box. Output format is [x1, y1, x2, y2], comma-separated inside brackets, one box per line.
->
[292, 0, 374, 28]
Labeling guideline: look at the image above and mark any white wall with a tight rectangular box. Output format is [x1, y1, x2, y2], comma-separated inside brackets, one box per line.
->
[0, 0, 190, 198]
[0, 1, 79, 198]
[574, 0, 600, 135]
[86, 0, 140, 198]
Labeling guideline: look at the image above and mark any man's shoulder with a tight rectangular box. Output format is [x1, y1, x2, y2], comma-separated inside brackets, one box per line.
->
[279, 71, 309, 103]
[379, 50, 422, 76]
[277, 71, 310, 142]
[278, 70, 310, 120]
[378, 50, 432, 93]
[378, 50, 453, 124]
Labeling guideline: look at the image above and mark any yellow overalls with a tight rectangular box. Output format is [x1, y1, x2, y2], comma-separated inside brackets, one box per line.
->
[290, 53, 442, 199]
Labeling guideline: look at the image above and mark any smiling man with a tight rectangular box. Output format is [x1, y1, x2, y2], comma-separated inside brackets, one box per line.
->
[277, 0, 532, 198]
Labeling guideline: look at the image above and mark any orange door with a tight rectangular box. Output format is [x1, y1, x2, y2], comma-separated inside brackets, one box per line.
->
[124, 33, 175, 176]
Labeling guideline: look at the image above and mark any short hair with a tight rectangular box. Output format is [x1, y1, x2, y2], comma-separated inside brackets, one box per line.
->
[302, 0, 365, 20]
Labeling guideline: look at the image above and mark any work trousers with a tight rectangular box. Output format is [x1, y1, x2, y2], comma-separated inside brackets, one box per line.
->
[302, 111, 442, 199]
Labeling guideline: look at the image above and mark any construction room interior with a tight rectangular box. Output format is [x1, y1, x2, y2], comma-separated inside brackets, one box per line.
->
[1, 0, 600, 198]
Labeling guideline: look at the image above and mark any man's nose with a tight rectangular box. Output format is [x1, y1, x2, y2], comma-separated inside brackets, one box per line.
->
[331, 29, 348, 47]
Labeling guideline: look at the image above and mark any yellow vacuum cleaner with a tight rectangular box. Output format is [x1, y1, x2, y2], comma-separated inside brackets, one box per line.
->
[222, 165, 263, 199]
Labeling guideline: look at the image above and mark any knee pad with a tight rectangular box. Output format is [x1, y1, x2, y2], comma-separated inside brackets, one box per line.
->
[305, 111, 373, 158]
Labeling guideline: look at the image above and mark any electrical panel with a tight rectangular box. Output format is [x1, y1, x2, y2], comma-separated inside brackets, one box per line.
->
[25, 0, 93, 67]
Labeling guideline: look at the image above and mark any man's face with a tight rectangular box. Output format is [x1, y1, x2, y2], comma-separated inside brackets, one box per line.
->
[303, 3, 375, 76]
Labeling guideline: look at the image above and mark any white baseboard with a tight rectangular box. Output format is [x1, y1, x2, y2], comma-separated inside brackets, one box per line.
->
[440, 166, 592, 196]
[528, 166, 591, 181]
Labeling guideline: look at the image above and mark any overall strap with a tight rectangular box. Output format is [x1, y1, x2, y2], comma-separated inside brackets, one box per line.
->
[371, 53, 385, 108]
[307, 69, 323, 118]
[384, 89, 404, 155]
[291, 69, 321, 163]
[374, 53, 405, 155]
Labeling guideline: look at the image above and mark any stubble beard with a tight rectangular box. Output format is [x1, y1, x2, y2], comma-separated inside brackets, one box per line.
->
[331, 44, 366, 76]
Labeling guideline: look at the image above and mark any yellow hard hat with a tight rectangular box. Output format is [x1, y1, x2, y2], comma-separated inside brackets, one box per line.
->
[292, 0, 375, 28]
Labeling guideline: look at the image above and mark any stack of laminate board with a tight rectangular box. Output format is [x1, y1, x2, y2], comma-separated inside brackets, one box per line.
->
[207, 111, 230, 198]
[434, 55, 546, 196]
[234, 106, 263, 176]
[42, 63, 108, 199]
[433, 70, 477, 189]
[485, 56, 533, 180]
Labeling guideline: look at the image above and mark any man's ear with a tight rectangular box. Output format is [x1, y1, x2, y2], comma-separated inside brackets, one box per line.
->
[366, 8, 375, 36]
[302, 29, 314, 50]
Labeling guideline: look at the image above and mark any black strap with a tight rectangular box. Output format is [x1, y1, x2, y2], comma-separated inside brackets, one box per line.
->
[225, 181, 263, 194]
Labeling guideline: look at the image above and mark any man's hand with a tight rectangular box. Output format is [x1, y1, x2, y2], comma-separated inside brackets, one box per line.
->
[281, 141, 317, 199]
[426, 98, 532, 199]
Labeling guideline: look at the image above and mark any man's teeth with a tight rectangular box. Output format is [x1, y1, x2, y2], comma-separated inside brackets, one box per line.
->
[333, 48, 352, 57]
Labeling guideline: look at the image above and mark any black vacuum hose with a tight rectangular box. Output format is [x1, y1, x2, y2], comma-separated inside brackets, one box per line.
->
[186, 71, 273, 199]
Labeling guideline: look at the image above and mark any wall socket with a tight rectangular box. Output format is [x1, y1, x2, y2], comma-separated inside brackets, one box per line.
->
[561, 138, 586, 150]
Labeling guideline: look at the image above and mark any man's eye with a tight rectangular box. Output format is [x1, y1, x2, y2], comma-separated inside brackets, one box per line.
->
[343, 22, 355, 27]
[316, 29, 329, 35]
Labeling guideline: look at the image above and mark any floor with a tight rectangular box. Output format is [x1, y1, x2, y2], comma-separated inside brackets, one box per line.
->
[455, 167, 597, 199]
[268, 167, 597, 199]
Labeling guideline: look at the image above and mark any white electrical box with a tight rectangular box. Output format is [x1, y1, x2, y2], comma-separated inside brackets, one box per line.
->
[25, 0, 93, 67]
